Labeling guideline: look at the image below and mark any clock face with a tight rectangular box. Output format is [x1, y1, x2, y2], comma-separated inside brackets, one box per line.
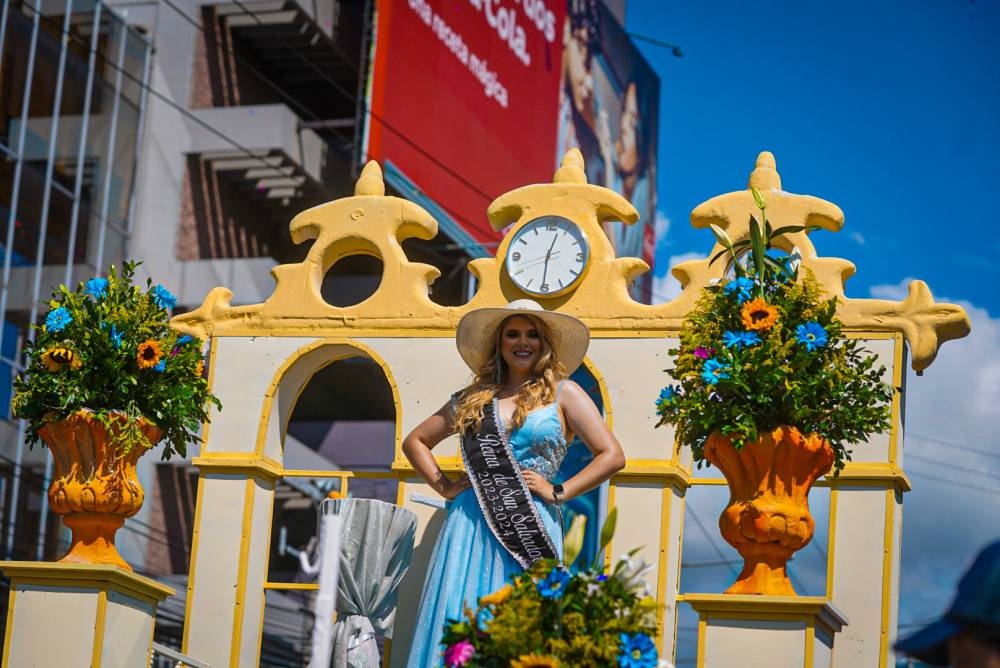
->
[505, 216, 590, 297]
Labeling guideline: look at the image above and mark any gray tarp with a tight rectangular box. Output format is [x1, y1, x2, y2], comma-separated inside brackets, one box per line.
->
[327, 497, 417, 667]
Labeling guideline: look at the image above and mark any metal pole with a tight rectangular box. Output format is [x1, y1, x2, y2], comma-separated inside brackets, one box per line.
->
[2, 0, 42, 561]
[308, 499, 344, 668]
[0, 0, 12, 82]
[63, 0, 103, 287]
[122, 36, 152, 243]
[33, 0, 77, 562]
[93, 10, 129, 272]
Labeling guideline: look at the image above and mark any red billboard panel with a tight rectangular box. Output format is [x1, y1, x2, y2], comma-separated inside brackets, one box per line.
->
[365, 0, 659, 300]
[366, 0, 567, 246]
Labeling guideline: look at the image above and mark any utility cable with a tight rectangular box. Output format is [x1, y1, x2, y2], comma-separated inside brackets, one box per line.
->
[907, 452, 998, 480]
[0, 451, 178, 548]
[907, 433, 1000, 462]
[227, 0, 499, 207]
[685, 505, 739, 577]
[158, 0, 324, 125]
[907, 467, 1000, 497]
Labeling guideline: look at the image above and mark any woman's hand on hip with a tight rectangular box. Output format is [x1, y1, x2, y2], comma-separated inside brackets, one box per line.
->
[438, 473, 471, 500]
[522, 470, 555, 503]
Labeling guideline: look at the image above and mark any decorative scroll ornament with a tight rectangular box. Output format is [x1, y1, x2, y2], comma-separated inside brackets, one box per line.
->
[172, 151, 969, 372]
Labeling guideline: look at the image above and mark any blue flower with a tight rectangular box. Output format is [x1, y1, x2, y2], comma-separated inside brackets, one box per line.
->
[84, 277, 109, 299]
[701, 358, 730, 385]
[722, 330, 762, 349]
[537, 567, 571, 599]
[45, 307, 73, 332]
[723, 276, 755, 303]
[656, 385, 681, 410]
[176, 334, 193, 346]
[617, 632, 658, 668]
[795, 322, 829, 352]
[110, 325, 123, 349]
[150, 284, 177, 310]
[154, 360, 166, 373]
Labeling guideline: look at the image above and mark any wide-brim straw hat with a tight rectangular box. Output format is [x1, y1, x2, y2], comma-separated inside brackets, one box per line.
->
[456, 299, 590, 374]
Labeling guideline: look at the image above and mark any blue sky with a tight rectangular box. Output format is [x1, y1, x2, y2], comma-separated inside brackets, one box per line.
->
[636, 0, 1000, 312]
[625, 0, 1000, 662]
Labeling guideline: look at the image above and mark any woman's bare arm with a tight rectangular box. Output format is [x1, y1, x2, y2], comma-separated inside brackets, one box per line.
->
[401, 401, 471, 500]
[522, 380, 626, 503]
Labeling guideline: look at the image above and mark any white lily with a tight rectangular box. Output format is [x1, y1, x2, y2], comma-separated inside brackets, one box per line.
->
[615, 553, 654, 591]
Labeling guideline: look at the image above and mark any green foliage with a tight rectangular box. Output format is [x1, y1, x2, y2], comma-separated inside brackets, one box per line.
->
[10, 261, 221, 459]
[440, 511, 658, 667]
[441, 555, 658, 667]
[656, 191, 894, 473]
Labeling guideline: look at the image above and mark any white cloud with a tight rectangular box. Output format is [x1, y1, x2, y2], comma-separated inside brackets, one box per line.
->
[868, 279, 1000, 626]
[652, 211, 672, 279]
[850, 231, 866, 245]
[652, 252, 705, 304]
[869, 277, 915, 301]
[654, 210, 670, 242]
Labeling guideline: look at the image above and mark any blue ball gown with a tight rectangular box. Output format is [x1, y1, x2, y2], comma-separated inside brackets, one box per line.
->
[405, 401, 567, 668]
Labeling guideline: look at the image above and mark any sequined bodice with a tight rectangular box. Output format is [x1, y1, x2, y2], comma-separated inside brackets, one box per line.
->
[505, 402, 568, 481]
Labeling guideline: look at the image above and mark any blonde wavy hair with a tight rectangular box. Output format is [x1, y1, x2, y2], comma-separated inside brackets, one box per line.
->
[453, 315, 567, 435]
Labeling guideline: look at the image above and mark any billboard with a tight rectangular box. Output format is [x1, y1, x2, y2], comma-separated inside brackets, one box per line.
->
[365, 0, 658, 299]
[556, 0, 659, 301]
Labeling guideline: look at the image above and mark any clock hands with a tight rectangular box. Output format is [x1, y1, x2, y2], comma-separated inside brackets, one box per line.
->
[540, 234, 559, 288]
[514, 250, 562, 274]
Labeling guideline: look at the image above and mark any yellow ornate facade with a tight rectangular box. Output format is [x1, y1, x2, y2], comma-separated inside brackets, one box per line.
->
[169, 150, 968, 668]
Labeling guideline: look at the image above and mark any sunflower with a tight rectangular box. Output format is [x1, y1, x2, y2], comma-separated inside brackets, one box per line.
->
[40, 346, 83, 372]
[195, 360, 205, 377]
[480, 584, 512, 606]
[740, 297, 779, 331]
[136, 340, 164, 369]
[511, 655, 560, 668]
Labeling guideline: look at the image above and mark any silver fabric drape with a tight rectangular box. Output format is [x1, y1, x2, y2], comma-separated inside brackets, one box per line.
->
[326, 497, 417, 667]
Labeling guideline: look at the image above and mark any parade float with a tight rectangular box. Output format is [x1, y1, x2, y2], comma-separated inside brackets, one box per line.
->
[1, 151, 970, 668]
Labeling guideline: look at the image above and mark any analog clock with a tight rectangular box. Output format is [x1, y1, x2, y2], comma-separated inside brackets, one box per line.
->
[505, 216, 590, 297]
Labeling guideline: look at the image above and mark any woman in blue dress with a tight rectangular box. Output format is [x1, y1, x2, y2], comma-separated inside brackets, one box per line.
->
[402, 299, 626, 667]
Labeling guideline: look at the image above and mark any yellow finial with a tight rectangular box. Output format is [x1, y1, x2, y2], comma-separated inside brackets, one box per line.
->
[355, 160, 386, 196]
[748, 150, 781, 191]
[553, 148, 587, 184]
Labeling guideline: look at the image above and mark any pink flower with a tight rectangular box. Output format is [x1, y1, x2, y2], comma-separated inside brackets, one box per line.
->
[443, 640, 475, 667]
[693, 347, 715, 359]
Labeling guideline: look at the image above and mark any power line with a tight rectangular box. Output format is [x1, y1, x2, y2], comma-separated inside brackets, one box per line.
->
[907, 452, 999, 480]
[685, 506, 739, 577]
[907, 467, 1000, 497]
[158, 0, 324, 125]
[907, 432, 1000, 462]
[225, 0, 501, 228]
[0, 451, 178, 549]
[15, 1, 290, 180]
[222, 0, 667, 248]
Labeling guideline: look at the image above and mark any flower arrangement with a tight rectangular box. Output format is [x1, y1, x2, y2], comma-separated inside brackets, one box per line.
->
[11, 261, 220, 459]
[655, 189, 893, 473]
[440, 511, 662, 668]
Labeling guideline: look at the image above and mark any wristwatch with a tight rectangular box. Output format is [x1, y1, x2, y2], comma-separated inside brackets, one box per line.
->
[552, 483, 565, 505]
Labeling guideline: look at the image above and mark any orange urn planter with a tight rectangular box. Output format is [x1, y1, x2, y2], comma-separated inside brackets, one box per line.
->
[38, 410, 162, 571]
[703, 426, 834, 595]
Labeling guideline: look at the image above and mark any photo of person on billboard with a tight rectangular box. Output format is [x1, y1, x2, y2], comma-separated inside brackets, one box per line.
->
[556, 0, 659, 302]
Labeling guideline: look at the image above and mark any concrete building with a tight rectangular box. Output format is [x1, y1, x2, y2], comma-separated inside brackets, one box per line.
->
[0, 0, 152, 566]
